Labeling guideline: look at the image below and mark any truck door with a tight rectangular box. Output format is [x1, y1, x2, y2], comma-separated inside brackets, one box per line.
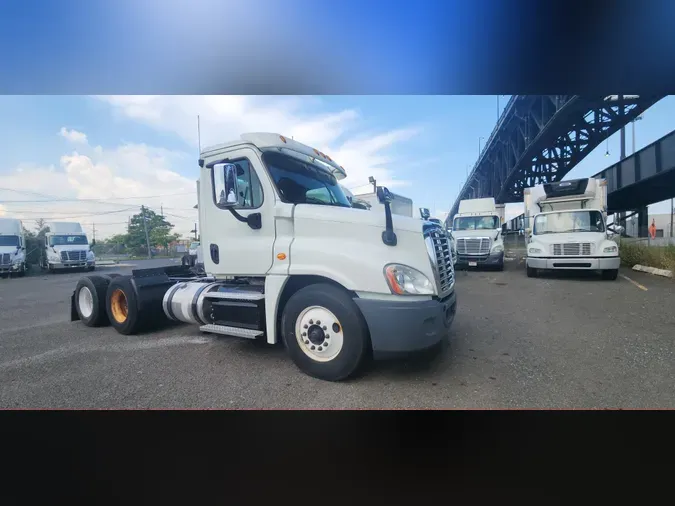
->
[201, 147, 276, 276]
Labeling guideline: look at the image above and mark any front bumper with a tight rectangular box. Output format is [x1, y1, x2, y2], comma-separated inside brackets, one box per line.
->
[49, 260, 95, 270]
[526, 256, 620, 270]
[0, 262, 25, 273]
[354, 290, 457, 360]
[456, 250, 504, 267]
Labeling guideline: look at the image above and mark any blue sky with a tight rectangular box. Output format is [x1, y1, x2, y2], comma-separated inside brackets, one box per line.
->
[1, 95, 674, 239]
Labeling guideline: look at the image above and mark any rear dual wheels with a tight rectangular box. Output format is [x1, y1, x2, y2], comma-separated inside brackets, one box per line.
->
[281, 283, 370, 382]
[74, 273, 121, 327]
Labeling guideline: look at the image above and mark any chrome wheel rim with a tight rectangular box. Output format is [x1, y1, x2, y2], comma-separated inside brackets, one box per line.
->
[78, 286, 94, 319]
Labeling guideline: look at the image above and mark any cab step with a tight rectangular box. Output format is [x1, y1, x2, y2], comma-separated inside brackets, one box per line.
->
[199, 324, 263, 339]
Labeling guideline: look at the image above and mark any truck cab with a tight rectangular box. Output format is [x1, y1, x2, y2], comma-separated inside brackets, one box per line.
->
[450, 197, 505, 270]
[42, 222, 95, 272]
[523, 178, 620, 280]
[69, 133, 457, 382]
[0, 218, 27, 277]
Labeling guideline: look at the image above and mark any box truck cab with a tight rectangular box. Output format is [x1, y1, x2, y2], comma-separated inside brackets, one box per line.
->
[0, 218, 27, 277]
[69, 133, 457, 381]
[42, 222, 95, 272]
[524, 178, 620, 280]
[451, 198, 505, 270]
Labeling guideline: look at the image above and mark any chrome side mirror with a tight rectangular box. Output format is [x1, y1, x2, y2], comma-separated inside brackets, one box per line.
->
[214, 163, 240, 207]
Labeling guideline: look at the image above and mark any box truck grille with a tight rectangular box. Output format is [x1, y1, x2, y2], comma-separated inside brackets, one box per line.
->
[552, 243, 592, 256]
[61, 250, 87, 262]
[456, 237, 491, 255]
[425, 228, 454, 294]
[0, 253, 10, 266]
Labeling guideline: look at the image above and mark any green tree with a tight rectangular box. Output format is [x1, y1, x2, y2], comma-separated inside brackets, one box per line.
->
[126, 207, 179, 255]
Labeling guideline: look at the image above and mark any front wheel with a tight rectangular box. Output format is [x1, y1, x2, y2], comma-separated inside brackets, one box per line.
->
[602, 269, 619, 281]
[281, 283, 370, 381]
[526, 265, 538, 278]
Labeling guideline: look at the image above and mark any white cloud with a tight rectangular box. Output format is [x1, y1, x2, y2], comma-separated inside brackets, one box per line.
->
[95, 95, 420, 191]
[59, 127, 88, 144]
[3, 96, 420, 239]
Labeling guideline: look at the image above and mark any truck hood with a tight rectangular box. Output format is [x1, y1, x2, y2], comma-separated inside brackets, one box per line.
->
[288, 204, 444, 295]
[530, 232, 607, 245]
[52, 244, 91, 252]
[0, 246, 22, 255]
[293, 204, 424, 233]
[453, 229, 499, 239]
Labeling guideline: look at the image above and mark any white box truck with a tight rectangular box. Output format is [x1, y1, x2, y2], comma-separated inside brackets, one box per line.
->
[42, 221, 96, 272]
[68, 133, 457, 381]
[0, 218, 27, 277]
[523, 178, 620, 280]
[451, 197, 505, 270]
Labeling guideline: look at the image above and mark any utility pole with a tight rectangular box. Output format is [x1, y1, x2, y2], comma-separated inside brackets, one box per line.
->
[141, 205, 151, 259]
[194, 222, 198, 240]
[92, 223, 96, 243]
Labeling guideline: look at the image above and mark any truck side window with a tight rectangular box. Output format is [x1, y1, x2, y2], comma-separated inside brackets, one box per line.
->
[215, 158, 263, 209]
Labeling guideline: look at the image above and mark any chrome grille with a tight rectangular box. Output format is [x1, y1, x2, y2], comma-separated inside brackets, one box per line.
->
[61, 250, 87, 262]
[0, 253, 10, 266]
[425, 227, 454, 294]
[552, 243, 592, 256]
[456, 237, 491, 255]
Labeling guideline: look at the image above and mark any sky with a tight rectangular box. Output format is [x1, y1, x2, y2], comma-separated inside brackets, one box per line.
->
[0, 95, 674, 241]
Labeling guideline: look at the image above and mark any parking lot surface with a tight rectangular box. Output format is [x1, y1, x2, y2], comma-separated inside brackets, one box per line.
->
[1, 257, 674, 409]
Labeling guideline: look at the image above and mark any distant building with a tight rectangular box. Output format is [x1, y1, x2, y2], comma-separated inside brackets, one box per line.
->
[625, 213, 675, 238]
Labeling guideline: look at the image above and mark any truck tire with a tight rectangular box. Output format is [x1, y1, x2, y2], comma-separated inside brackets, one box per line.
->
[602, 269, 619, 281]
[105, 276, 143, 335]
[74, 275, 111, 327]
[281, 283, 370, 382]
[526, 266, 538, 278]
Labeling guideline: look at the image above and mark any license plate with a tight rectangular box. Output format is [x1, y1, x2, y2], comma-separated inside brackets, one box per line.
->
[469, 261, 477, 267]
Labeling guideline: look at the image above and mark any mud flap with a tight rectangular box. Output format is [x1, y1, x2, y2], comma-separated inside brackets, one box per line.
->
[70, 290, 80, 321]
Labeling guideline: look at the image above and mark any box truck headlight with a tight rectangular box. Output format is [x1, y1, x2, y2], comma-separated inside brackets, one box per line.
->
[47, 251, 60, 261]
[492, 244, 503, 253]
[603, 245, 618, 254]
[87, 250, 95, 260]
[384, 264, 435, 295]
[528, 247, 542, 254]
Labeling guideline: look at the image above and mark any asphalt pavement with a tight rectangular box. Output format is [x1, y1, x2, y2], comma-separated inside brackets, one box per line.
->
[1, 256, 674, 409]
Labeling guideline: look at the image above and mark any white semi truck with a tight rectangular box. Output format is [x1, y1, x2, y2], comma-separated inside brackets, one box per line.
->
[42, 221, 96, 272]
[68, 133, 457, 381]
[451, 197, 505, 270]
[0, 217, 27, 277]
[523, 177, 620, 280]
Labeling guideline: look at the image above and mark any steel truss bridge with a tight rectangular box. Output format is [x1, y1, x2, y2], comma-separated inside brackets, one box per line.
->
[447, 95, 666, 223]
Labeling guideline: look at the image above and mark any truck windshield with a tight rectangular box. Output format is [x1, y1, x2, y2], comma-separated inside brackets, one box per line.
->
[50, 235, 89, 246]
[262, 151, 351, 208]
[453, 216, 499, 231]
[0, 235, 19, 247]
[533, 210, 605, 235]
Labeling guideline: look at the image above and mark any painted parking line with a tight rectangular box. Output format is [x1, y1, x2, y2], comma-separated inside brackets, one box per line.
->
[619, 274, 648, 291]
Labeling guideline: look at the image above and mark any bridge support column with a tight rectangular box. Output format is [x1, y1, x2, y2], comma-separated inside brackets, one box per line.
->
[637, 206, 649, 238]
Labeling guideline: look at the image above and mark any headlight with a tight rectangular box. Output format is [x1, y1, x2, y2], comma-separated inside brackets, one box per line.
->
[12, 258, 23, 265]
[492, 244, 503, 253]
[384, 264, 435, 295]
[528, 247, 542, 254]
[603, 245, 618, 254]
[47, 252, 60, 260]
[87, 250, 95, 260]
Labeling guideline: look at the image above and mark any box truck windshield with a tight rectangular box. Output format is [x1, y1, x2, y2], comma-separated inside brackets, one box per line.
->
[262, 151, 351, 208]
[534, 211, 605, 235]
[50, 235, 88, 246]
[453, 216, 499, 231]
[0, 235, 20, 247]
